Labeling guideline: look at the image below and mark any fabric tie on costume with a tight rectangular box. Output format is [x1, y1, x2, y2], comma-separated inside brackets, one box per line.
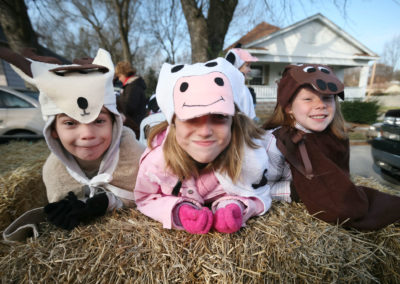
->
[87, 173, 113, 197]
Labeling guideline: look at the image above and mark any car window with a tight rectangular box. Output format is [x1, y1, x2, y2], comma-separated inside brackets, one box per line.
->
[0, 91, 34, 108]
[20, 90, 39, 100]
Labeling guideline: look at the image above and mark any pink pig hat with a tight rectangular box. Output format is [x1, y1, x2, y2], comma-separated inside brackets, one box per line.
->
[156, 57, 246, 123]
[225, 48, 258, 69]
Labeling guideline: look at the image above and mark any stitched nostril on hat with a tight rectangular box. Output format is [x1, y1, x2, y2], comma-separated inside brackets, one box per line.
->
[180, 82, 189, 92]
[77, 97, 88, 110]
[327, 82, 338, 92]
[316, 79, 327, 90]
[214, 77, 224, 86]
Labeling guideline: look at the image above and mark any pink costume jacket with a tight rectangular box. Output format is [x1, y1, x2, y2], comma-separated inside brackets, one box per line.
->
[134, 130, 270, 230]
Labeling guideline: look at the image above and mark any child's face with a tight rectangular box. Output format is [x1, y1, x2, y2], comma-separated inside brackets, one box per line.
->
[51, 107, 113, 163]
[286, 87, 336, 132]
[174, 114, 232, 164]
[239, 62, 251, 76]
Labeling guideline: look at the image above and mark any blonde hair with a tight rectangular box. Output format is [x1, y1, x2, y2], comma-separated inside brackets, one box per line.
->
[148, 107, 265, 182]
[263, 95, 347, 140]
[115, 61, 136, 77]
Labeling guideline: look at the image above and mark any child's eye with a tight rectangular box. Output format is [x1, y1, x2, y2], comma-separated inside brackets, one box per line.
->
[211, 114, 229, 123]
[322, 95, 334, 102]
[95, 119, 106, 124]
[63, 120, 76, 126]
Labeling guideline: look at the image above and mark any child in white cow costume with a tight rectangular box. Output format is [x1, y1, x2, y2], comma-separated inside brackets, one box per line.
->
[0, 48, 144, 234]
[134, 58, 271, 234]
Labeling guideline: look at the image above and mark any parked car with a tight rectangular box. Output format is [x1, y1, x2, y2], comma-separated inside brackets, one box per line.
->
[0, 86, 45, 139]
[370, 109, 400, 179]
[366, 122, 382, 141]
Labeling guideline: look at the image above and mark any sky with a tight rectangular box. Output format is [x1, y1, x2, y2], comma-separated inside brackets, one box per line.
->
[225, 0, 400, 58]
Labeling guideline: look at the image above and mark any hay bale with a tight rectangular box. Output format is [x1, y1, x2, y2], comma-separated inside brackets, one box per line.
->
[0, 140, 49, 230]
[0, 141, 399, 282]
[1, 187, 399, 282]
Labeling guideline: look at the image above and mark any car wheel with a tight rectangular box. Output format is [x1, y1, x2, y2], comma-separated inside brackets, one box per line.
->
[5, 130, 39, 141]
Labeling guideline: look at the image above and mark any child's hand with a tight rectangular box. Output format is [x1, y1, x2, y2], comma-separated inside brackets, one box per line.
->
[44, 192, 108, 230]
[213, 203, 243, 233]
[44, 191, 85, 230]
[178, 204, 213, 234]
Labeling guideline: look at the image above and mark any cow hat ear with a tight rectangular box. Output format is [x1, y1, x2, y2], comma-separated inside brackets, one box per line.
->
[226, 51, 236, 65]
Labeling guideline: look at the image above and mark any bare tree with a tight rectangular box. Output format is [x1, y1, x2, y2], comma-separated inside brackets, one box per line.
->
[144, 0, 187, 64]
[0, 0, 39, 52]
[382, 34, 400, 79]
[180, 0, 238, 62]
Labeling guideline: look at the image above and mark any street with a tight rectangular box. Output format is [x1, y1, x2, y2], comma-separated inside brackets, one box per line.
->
[350, 144, 400, 191]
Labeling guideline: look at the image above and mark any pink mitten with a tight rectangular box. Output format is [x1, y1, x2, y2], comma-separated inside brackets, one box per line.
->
[213, 203, 243, 233]
[178, 205, 213, 234]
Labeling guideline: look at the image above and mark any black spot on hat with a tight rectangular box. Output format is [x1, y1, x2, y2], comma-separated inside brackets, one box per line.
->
[226, 52, 236, 65]
[77, 97, 88, 109]
[214, 77, 224, 86]
[171, 65, 184, 73]
[180, 82, 189, 92]
[327, 82, 338, 92]
[205, 61, 218, 67]
[316, 79, 327, 90]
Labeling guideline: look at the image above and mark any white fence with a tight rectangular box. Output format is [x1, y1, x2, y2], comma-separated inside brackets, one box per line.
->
[251, 85, 366, 102]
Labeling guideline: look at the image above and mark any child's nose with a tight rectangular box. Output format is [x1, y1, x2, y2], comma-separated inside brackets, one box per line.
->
[197, 117, 213, 136]
[314, 97, 327, 109]
[80, 124, 96, 139]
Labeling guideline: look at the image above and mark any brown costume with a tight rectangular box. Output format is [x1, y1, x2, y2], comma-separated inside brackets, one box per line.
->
[274, 126, 400, 230]
[270, 63, 400, 230]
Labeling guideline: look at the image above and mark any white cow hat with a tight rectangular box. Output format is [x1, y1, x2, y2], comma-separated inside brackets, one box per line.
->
[156, 57, 246, 124]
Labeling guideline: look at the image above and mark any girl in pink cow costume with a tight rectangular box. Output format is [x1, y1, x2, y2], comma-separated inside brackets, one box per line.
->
[134, 58, 271, 234]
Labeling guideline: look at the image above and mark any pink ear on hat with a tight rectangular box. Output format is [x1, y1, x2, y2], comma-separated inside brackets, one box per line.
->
[233, 48, 258, 63]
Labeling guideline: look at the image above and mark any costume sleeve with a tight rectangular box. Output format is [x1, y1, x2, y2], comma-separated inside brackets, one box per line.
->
[134, 148, 202, 229]
[264, 131, 292, 202]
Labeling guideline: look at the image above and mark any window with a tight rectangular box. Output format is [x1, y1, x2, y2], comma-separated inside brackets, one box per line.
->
[0, 91, 33, 108]
[249, 66, 263, 85]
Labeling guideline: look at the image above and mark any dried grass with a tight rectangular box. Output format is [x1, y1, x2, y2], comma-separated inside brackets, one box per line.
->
[0, 140, 49, 230]
[0, 141, 399, 283]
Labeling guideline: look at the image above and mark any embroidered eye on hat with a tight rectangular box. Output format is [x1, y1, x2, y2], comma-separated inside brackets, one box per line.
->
[156, 57, 246, 123]
[277, 63, 345, 109]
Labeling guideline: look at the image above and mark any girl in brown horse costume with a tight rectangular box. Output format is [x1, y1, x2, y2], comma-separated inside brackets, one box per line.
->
[263, 63, 400, 231]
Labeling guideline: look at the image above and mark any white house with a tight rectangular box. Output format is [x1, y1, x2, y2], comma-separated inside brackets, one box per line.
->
[227, 13, 379, 102]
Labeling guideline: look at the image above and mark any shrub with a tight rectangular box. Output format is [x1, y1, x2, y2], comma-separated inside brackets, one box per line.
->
[340, 100, 380, 124]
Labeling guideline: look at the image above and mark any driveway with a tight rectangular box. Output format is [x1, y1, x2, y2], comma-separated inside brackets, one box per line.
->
[350, 144, 400, 191]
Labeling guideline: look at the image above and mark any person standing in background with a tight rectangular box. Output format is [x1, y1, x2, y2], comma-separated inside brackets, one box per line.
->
[225, 44, 259, 121]
[115, 61, 147, 139]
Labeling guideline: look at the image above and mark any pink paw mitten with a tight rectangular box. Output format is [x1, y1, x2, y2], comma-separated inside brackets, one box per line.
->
[213, 203, 243, 233]
[178, 205, 213, 234]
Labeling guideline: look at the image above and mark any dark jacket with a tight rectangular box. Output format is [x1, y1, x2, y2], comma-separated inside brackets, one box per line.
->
[117, 76, 147, 138]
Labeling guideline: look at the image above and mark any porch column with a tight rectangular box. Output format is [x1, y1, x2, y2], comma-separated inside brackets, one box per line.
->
[358, 65, 370, 99]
